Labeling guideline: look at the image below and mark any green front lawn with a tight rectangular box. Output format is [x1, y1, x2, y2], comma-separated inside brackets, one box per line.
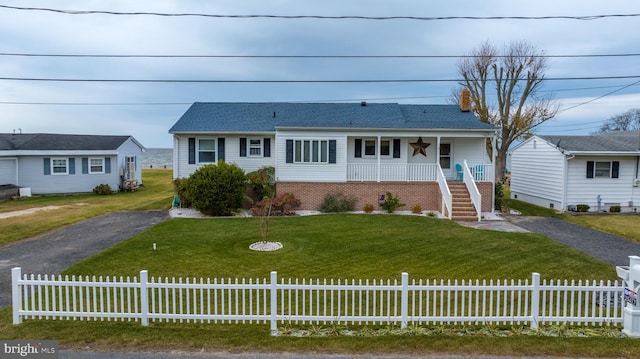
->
[3, 214, 635, 357]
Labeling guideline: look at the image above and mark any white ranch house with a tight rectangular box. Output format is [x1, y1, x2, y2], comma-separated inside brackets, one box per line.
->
[169, 95, 497, 220]
[510, 131, 640, 212]
[0, 133, 144, 195]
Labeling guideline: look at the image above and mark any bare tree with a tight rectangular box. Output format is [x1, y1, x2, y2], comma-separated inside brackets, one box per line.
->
[456, 41, 559, 180]
[594, 109, 640, 133]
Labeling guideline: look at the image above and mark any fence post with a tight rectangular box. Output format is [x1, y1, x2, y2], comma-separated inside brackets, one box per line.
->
[12, 267, 22, 325]
[140, 270, 149, 327]
[401, 272, 409, 329]
[270, 271, 278, 336]
[531, 272, 540, 330]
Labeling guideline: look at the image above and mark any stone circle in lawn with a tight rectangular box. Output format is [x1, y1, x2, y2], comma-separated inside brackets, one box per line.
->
[249, 241, 283, 251]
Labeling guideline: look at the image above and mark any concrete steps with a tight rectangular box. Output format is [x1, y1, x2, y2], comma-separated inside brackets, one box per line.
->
[448, 182, 478, 221]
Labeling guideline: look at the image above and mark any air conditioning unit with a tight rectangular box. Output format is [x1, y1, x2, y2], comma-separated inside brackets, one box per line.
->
[633, 178, 640, 187]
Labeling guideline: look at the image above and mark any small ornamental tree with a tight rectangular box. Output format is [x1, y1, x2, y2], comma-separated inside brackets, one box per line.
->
[186, 162, 247, 216]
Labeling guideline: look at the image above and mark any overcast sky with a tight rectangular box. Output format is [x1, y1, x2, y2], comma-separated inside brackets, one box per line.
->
[1, 1, 640, 148]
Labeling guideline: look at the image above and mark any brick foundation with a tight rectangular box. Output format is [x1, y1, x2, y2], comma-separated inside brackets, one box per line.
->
[276, 181, 494, 213]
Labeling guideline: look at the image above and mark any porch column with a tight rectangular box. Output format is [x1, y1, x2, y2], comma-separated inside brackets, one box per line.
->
[377, 135, 381, 182]
[436, 136, 441, 167]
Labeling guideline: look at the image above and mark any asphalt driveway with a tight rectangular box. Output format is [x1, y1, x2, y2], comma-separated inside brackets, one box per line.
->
[506, 215, 640, 266]
[0, 210, 169, 308]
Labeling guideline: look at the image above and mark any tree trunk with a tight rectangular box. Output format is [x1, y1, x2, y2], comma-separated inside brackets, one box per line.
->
[495, 147, 509, 182]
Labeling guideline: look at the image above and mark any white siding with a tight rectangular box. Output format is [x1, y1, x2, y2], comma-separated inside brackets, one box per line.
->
[172, 135, 275, 179]
[116, 138, 144, 183]
[0, 158, 17, 185]
[276, 132, 346, 182]
[510, 137, 565, 209]
[566, 155, 640, 211]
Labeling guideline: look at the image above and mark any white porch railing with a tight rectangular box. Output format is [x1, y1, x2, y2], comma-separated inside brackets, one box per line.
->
[347, 163, 438, 182]
[347, 163, 493, 183]
[466, 163, 494, 182]
[463, 160, 482, 222]
[12, 268, 623, 334]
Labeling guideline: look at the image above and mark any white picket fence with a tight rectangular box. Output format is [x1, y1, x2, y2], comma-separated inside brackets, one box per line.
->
[12, 268, 623, 334]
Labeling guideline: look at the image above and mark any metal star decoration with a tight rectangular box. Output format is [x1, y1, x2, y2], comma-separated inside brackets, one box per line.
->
[410, 137, 430, 157]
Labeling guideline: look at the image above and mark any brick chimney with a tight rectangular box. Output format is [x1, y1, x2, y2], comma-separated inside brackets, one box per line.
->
[460, 88, 471, 112]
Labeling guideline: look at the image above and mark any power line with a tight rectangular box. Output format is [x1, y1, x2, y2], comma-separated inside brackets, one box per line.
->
[558, 79, 640, 113]
[2, 52, 640, 59]
[2, 75, 640, 83]
[1, 5, 639, 21]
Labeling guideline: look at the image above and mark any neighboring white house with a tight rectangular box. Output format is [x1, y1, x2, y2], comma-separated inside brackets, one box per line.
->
[169, 95, 498, 219]
[0, 133, 145, 194]
[510, 131, 640, 212]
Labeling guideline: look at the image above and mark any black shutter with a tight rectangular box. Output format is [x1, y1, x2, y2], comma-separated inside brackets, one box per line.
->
[218, 138, 225, 162]
[69, 158, 75, 174]
[612, 161, 619, 178]
[354, 138, 362, 158]
[105, 157, 111, 173]
[286, 140, 294, 163]
[239, 138, 247, 157]
[329, 140, 337, 164]
[43, 158, 51, 175]
[263, 138, 271, 157]
[586, 161, 594, 178]
[82, 158, 89, 174]
[188, 138, 196, 164]
[393, 139, 401, 158]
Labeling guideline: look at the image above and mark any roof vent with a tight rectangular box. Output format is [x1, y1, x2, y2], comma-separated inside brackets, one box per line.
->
[361, 101, 367, 107]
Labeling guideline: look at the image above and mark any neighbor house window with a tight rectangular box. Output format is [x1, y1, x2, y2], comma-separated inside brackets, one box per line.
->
[198, 139, 216, 163]
[439, 143, 451, 169]
[294, 139, 329, 163]
[364, 140, 376, 156]
[89, 157, 104, 174]
[586, 161, 619, 179]
[51, 158, 68, 175]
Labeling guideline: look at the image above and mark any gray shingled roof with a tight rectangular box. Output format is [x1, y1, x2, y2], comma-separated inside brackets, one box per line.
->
[0, 133, 133, 151]
[540, 130, 640, 152]
[168, 102, 496, 133]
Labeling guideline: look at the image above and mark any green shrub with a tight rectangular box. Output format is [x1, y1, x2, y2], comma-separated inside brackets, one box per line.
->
[411, 204, 423, 214]
[576, 204, 590, 212]
[186, 162, 247, 216]
[319, 191, 358, 213]
[93, 184, 113, 195]
[247, 166, 275, 200]
[379, 192, 405, 213]
[251, 193, 301, 216]
[363, 204, 375, 213]
[172, 177, 191, 208]
[610, 205, 621, 213]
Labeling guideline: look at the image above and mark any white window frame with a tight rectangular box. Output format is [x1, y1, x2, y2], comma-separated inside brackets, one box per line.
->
[294, 139, 329, 164]
[248, 138, 262, 157]
[364, 139, 376, 156]
[89, 157, 105, 174]
[197, 138, 217, 164]
[594, 161, 611, 178]
[51, 157, 68, 175]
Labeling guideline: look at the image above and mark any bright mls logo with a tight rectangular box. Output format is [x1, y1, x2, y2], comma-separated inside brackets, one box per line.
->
[2, 340, 58, 358]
